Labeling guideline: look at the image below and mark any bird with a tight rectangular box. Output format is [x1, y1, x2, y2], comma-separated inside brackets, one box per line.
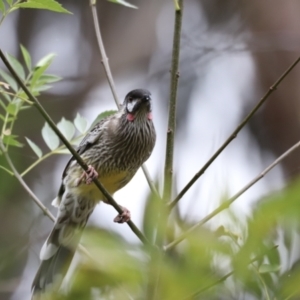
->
[31, 89, 156, 298]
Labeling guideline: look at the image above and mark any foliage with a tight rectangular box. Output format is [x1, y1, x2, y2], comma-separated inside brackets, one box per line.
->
[1, 1, 300, 300]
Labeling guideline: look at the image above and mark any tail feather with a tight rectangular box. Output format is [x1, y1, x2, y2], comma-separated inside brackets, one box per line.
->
[32, 247, 75, 294]
[31, 193, 96, 299]
[31, 231, 81, 298]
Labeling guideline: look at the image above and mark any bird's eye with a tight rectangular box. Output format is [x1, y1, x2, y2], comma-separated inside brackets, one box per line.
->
[128, 97, 133, 102]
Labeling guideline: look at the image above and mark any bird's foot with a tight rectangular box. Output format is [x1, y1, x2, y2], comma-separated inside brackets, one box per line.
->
[76, 165, 98, 186]
[114, 206, 131, 223]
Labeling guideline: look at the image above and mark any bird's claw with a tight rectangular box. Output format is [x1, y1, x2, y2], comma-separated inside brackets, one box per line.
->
[76, 165, 98, 186]
[114, 206, 131, 223]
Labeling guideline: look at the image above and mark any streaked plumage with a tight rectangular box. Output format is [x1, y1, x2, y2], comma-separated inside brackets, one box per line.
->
[31, 89, 156, 298]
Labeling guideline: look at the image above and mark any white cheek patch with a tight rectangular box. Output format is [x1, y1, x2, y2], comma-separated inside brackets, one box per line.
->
[127, 100, 138, 112]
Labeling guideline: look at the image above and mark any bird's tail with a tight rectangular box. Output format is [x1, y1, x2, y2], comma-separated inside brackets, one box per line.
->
[31, 225, 82, 299]
[31, 195, 95, 299]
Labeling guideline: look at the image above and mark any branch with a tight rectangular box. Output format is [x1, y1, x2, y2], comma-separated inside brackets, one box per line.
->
[168, 55, 300, 210]
[0, 49, 150, 246]
[90, 1, 161, 199]
[165, 139, 300, 251]
[90, 1, 120, 109]
[163, 0, 183, 202]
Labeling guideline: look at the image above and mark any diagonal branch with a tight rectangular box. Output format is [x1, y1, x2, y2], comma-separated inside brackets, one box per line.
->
[165, 139, 300, 251]
[90, 0, 160, 199]
[168, 55, 300, 210]
[0, 49, 150, 246]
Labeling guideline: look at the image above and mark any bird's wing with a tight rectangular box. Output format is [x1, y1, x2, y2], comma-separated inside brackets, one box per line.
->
[54, 116, 114, 204]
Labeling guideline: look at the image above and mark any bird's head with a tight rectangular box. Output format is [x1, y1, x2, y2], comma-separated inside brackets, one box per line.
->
[123, 89, 152, 122]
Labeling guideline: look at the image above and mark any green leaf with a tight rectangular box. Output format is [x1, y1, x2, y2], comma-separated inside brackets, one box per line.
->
[74, 113, 88, 133]
[42, 122, 59, 150]
[31, 84, 51, 93]
[35, 53, 56, 68]
[3, 134, 23, 147]
[37, 74, 61, 84]
[258, 264, 280, 274]
[5, 0, 12, 6]
[0, 1, 5, 13]
[31, 53, 56, 87]
[0, 69, 18, 92]
[57, 117, 75, 141]
[14, 0, 72, 14]
[89, 110, 117, 130]
[25, 137, 42, 158]
[20, 44, 32, 71]
[6, 53, 25, 80]
[108, 0, 138, 9]
[6, 102, 18, 116]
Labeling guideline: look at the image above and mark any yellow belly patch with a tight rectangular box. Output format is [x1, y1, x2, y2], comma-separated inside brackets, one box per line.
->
[71, 170, 129, 201]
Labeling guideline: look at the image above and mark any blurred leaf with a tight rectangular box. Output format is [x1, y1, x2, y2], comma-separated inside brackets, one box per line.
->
[42, 122, 59, 150]
[142, 188, 161, 243]
[31, 84, 52, 93]
[108, 0, 138, 9]
[25, 137, 42, 158]
[0, 69, 18, 92]
[15, 0, 72, 14]
[0, 1, 5, 13]
[6, 53, 25, 80]
[89, 110, 117, 130]
[20, 44, 32, 71]
[57, 118, 75, 141]
[36, 53, 56, 68]
[31, 53, 56, 87]
[74, 113, 88, 134]
[5, 0, 12, 5]
[37, 74, 61, 85]
[6, 102, 18, 116]
[259, 264, 280, 274]
[266, 245, 280, 268]
[3, 135, 23, 147]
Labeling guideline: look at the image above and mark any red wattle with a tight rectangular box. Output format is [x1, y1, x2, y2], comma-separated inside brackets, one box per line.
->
[147, 112, 153, 120]
[127, 114, 135, 121]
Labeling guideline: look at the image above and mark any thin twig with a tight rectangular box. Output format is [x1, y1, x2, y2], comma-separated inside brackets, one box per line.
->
[165, 139, 300, 251]
[183, 246, 278, 299]
[168, 55, 300, 210]
[0, 49, 150, 246]
[163, 0, 183, 202]
[90, 1, 161, 199]
[90, 1, 120, 109]
[0, 138, 55, 222]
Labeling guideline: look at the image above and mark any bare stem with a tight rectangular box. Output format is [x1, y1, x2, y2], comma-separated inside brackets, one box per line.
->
[90, 1, 160, 199]
[0, 49, 150, 246]
[165, 139, 300, 251]
[168, 55, 300, 210]
[90, 1, 120, 109]
[163, 0, 183, 202]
